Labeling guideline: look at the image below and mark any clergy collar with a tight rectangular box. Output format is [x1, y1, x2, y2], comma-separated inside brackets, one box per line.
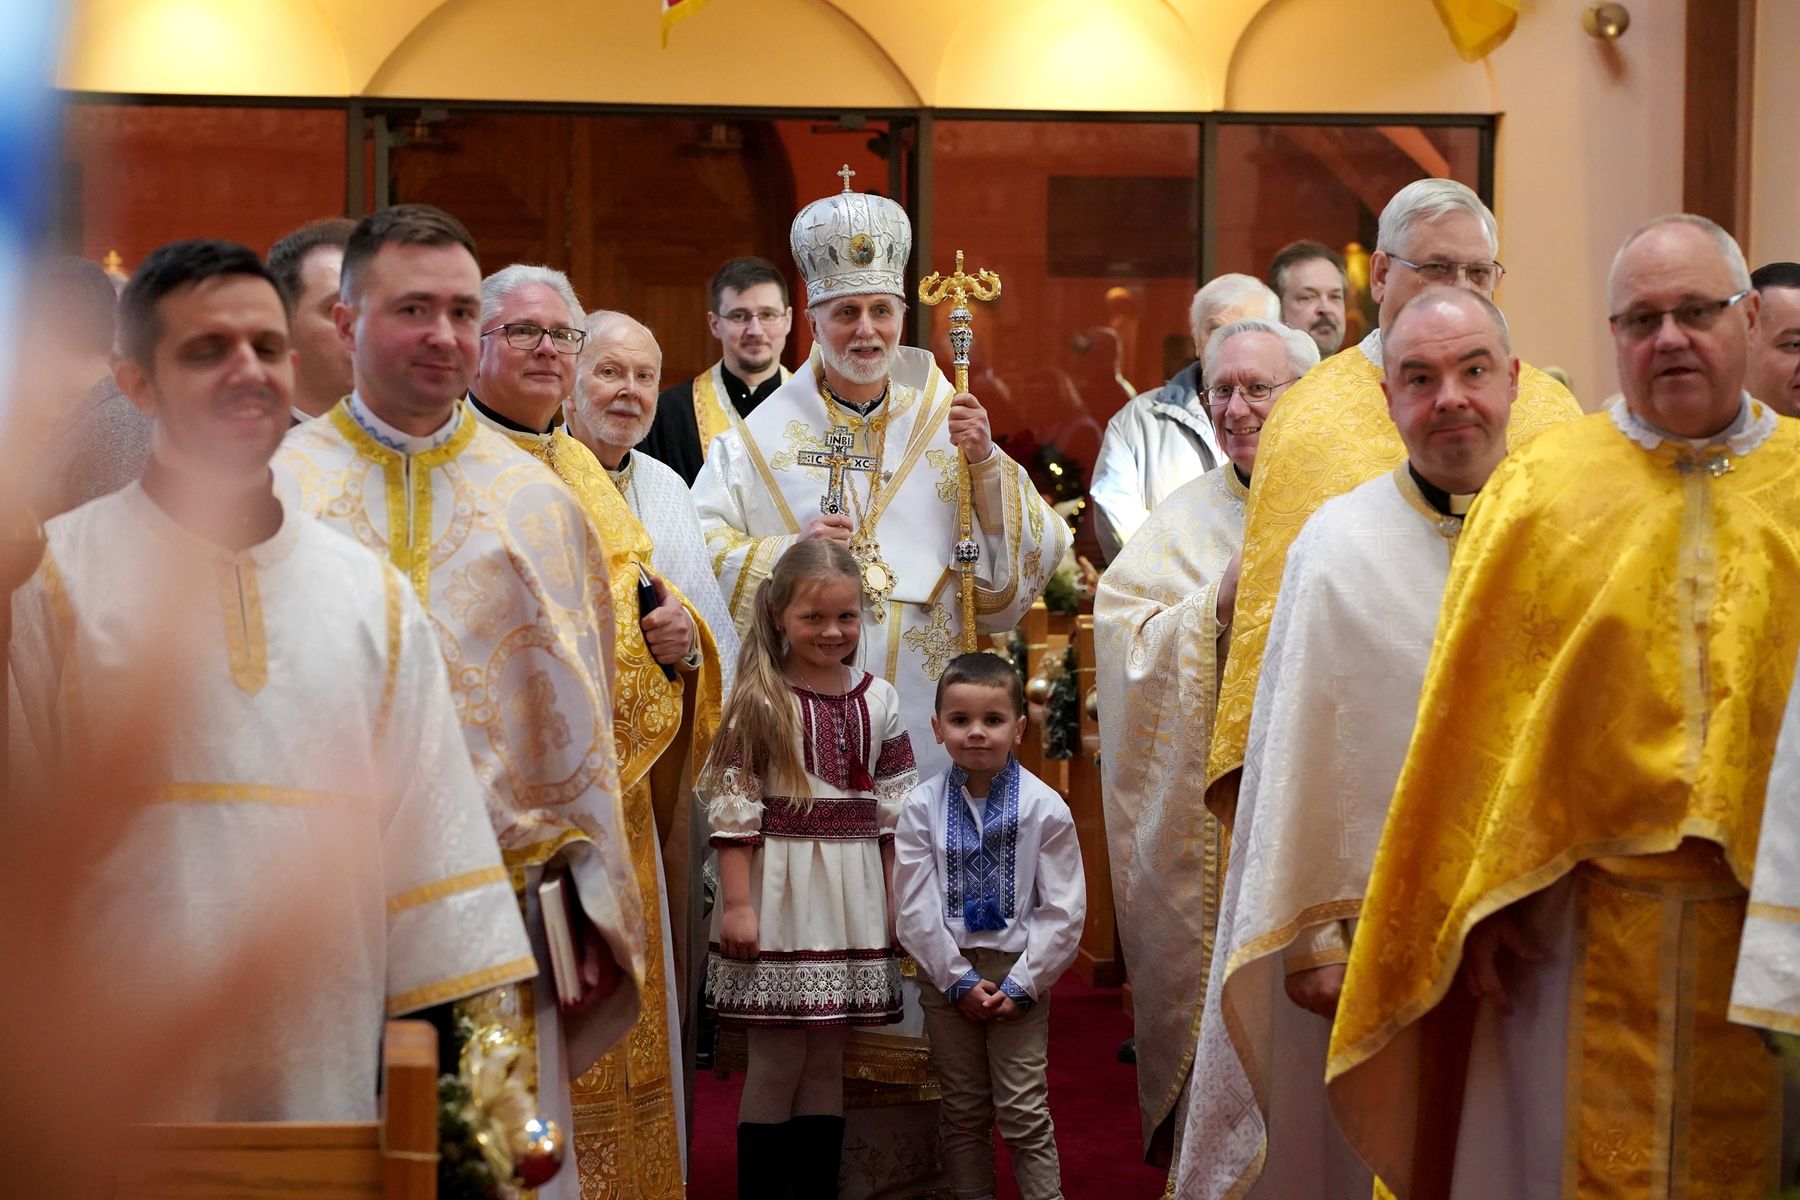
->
[1407, 462, 1479, 517]
[467, 391, 563, 438]
[821, 377, 889, 418]
[1357, 326, 1384, 367]
[1232, 464, 1251, 491]
[606, 450, 634, 489]
[720, 362, 785, 405]
[1607, 392, 1775, 458]
[347, 391, 463, 454]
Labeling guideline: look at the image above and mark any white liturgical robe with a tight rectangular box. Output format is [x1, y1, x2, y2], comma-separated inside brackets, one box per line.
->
[274, 396, 647, 1184]
[1731, 646, 1800, 1036]
[8, 485, 535, 1121]
[1093, 462, 1245, 1158]
[692, 347, 1068, 780]
[1178, 467, 1460, 1199]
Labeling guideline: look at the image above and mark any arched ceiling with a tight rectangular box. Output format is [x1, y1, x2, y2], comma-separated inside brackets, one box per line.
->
[55, 0, 1291, 111]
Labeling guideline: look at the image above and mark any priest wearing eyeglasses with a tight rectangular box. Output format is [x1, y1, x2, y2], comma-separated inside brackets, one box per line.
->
[1092, 317, 1315, 1175]
[638, 256, 794, 485]
[1327, 215, 1799, 1198]
[466, 265, 722, 1200]
[1204, 178, 1581, 836]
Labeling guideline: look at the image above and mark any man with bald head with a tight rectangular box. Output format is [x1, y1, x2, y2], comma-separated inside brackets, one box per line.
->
[565, 309, 742, 1117]
[1175, 288, 1516, 1199]
[1095, 318, 1317, 1173]
[1206, 179, 1581, 836]
[1090, 273, 1281, 559]
[1327, 215, 1800, 1198]
[566, 309, 739, 693]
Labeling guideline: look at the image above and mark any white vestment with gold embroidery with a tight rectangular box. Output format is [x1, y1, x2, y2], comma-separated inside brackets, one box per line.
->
[692, 346, 1067, 780]
[273, 397, 647, 1194]
[1177, 469, 1456, 1199]
[8, 484, 535, 1121]
[1731, 646, 1800, 1036]
[1092, 462, 1245, 1161]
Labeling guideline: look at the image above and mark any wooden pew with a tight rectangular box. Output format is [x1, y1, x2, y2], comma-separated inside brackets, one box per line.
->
[114, 1020, 439, 1200]
[1065, 615, 1121, 986]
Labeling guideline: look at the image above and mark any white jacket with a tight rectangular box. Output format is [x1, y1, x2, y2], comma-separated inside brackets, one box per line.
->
[1089, 361, 1221, 560]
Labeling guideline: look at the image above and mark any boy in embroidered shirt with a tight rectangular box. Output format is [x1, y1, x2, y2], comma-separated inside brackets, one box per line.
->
[894, 652, 1087, 1200]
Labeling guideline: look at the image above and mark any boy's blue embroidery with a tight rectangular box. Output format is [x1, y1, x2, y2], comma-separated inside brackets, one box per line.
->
[943, 756, 1021, 933]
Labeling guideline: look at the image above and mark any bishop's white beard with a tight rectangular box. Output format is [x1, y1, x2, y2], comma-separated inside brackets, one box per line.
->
[818, 338, 895, 388]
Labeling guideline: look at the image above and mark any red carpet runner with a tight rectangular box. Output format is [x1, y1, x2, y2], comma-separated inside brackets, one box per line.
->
[690, 973, 1168, 1197]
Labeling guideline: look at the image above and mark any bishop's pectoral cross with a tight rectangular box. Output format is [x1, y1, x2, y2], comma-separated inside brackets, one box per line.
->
[797, 425, 878, 517]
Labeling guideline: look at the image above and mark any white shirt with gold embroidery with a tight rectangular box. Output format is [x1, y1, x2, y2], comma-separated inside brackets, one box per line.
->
[273, 395, 647, 1087]
[8, 484, 535, 1121]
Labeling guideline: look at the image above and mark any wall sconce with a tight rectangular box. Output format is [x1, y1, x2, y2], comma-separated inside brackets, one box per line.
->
[1583, 3, 1630, 39]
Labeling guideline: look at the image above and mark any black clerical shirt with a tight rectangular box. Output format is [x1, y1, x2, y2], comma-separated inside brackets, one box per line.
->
[641, 363, 785, 486]
[1407, 462, 1478, 517]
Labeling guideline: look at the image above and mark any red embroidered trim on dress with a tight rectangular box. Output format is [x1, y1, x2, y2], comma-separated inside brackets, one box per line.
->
[875, 735, 915, 780]
[760, 797, 879, 839]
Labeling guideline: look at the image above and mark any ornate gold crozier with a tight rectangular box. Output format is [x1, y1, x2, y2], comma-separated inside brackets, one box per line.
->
[918, 250, 1001, 654]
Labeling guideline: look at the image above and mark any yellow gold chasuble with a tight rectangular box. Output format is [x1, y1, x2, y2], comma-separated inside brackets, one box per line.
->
[1204, 333, 1580, 823]
[502, 426, 723, 1200]
[1326, 407, 1800, 1198]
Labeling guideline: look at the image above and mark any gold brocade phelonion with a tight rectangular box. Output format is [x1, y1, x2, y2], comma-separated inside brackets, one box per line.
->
[819, 377, 899, 615]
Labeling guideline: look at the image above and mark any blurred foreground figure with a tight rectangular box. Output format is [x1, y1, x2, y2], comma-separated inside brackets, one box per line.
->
[21, 255, 150, 518]
[1328, 215, 1799, 1196]
[7, 240, 533, 1121]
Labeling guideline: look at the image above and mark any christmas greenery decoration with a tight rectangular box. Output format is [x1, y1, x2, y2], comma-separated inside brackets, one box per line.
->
[1044, 644, 1079, 760]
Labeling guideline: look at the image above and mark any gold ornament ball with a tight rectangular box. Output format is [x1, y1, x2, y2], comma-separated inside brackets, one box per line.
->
[1084, 687, 1099, 722]
[517, 1116, 566, 1188]
[1582, 3, 1629, 39]
[1025, 675, 1054, 706]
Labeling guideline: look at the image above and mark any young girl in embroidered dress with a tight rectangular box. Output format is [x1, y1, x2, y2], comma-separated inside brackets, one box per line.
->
[701, 539, 916, 1198]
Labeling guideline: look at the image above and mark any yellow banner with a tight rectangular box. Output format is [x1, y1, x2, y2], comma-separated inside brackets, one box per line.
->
[1433, 0, 1519, 62]
[661, 0, 711, 47]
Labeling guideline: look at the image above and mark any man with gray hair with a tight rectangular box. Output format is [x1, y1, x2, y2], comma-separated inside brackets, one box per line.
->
[1093, 317, 1315, 1174]
[1089, 273, 1281, 559]
[468, 263, 721, 1200]
[1176, 287, 1517, 1198]
[1205, 177, 1581, 835]
[1327, 215, 1800, 1197]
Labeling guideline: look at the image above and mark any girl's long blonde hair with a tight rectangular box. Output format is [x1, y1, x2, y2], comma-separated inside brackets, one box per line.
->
[701, 540, 861, 802]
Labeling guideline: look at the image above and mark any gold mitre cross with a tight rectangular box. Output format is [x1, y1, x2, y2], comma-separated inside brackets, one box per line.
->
[797, 425, 878, 516]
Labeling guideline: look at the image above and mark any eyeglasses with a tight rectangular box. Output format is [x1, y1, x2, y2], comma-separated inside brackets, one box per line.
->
[1607, 290, 1752, 341]
[481, 323, 586, 353]
[718, 308, 788, 328]
[1204, 380, 1296, 409]
[1387, 254, 1506, 291]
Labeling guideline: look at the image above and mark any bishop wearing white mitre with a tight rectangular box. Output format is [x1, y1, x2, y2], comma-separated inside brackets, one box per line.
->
[693, 168, 1068, 778]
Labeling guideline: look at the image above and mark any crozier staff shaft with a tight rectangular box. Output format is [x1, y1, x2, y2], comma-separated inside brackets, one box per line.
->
[918, 250, 1002, 655]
